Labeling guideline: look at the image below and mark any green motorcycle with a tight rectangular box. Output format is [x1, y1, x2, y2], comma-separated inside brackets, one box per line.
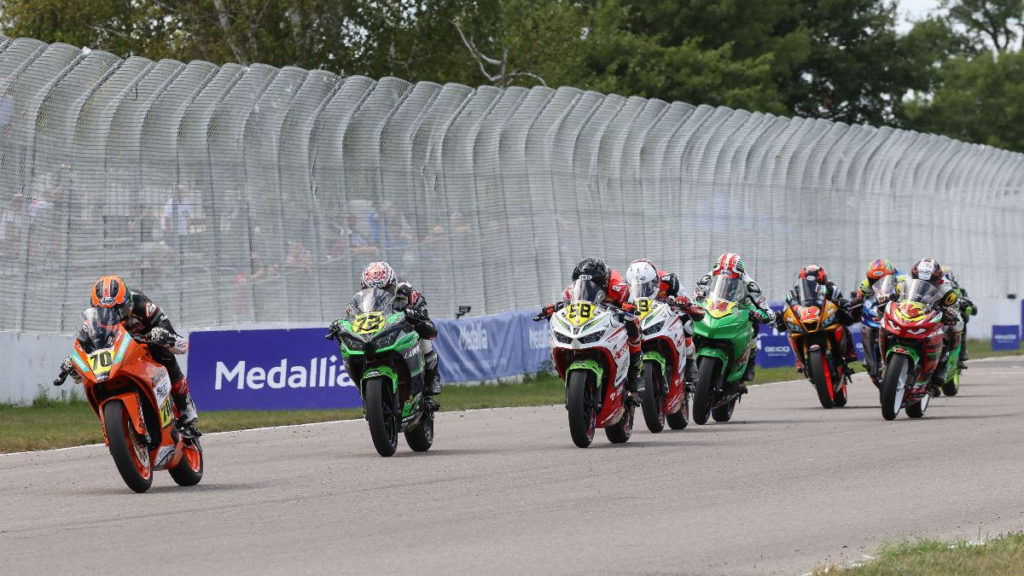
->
[691, 275, 759, 425]
[329, 288, 436, 457]
[939, 304, 968, 397]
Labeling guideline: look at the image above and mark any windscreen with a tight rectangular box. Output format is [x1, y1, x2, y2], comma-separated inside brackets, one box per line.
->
[349, 288, 396, 316]
[708, 275, 745, 303]
[898, 279, 939, 305]
[570, 278, 606, 304]
[872, 275, 896, 299]
[796, 278, 826, 307]
[77, 307, 122, 353]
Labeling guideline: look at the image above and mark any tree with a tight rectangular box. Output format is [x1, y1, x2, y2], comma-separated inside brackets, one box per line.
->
[941, 0, 1024, 52]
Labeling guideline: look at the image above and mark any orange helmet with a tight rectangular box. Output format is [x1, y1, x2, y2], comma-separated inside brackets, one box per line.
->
[90, 275, 132, 320]
[866, 259, 897, 281]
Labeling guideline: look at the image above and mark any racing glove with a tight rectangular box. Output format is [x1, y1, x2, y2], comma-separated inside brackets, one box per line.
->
[325, 319, 343, 340]
[148, 327, 189, 354]
[533, 303, 560, 321]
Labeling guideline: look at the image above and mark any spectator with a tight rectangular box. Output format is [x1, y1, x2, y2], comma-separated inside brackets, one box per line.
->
[162, 184, 192, 251]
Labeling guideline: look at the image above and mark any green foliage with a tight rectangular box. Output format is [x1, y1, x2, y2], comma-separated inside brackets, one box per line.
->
[813, 533, 1024, 575]
[4, 0, 1024, 150]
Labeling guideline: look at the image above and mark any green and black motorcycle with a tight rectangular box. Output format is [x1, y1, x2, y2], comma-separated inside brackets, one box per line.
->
[328, 288, 436, 457]
[691, 275, 760, 425]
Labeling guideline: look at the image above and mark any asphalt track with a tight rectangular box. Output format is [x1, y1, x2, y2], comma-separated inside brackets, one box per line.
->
[3, 357, 1024, 575]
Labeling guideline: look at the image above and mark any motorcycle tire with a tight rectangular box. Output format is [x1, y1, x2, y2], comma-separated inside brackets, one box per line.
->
[711, 397, 736, 422]
[666, 392, 689, 430]
[881, 354, 912, 421]
[942, 370, 960, 397]
[808, 349, 834, 409]
[640, 361, 665, 433]
[605, 401, 634, 444]
[103, 400, 153, 493]
[365, 377, 399, 457]
[168, 437, 204, 487]
[906, 393, 929, 418]
[566, 371, 596, 448]
[404, 410, 434, 452]
[832, 380, 848, 407]
[693, 357, 720, 425]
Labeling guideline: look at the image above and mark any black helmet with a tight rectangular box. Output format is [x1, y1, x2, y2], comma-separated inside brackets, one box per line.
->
[572, 257, 610, 289]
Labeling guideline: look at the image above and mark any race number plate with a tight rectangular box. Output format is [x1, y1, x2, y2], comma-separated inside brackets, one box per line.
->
[352, 312, 385, 334]
[565, 303, 595, 326]
[88, 348, 114, 376]
[637, 298, 654, 319]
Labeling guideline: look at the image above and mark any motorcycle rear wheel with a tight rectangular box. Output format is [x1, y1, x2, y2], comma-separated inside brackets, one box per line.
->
[605, 401, 634, 444]
[103, 400, 153, 493]
[365, 378, 399, 457]
[693, 357, 720, 425]
[666, 391, 689, 430]
[640, 362, 665, 433]
[169, 437, 204, 487]
[711, 396, 736, 422]
[808, 349, 834, 409]
[906, 393, 930, 418]
[566, 371, 596, 448]
[942, 370, 960, 396]
[881, 354, 911, 421]
[405, 410, 434, 452]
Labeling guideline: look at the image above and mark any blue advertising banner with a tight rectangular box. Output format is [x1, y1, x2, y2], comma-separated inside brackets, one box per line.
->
[189, 328, 360, 411]
[992, 325, 1021, 351]
[189, 311, 554, 411]
[756, 334, 796, 368]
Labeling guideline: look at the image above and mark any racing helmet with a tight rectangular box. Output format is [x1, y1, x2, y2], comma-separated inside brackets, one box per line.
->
[90, 275, 132, 320]
[625, 259, 659, 297]
[798, 264, 828, 284]
[361, 261, 397, 290]
[911, 258, 943, 284]
[714, 252, 744, 277]
[572, 257, 610, 289]
[866, 259, 897, 281]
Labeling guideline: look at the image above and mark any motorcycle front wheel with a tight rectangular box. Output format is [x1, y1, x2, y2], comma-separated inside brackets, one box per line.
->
[640, 361, 665, 433]
[365, 378, 399, 456]
[566, 371, 597, 448]
[808, 348, 834, 409]
[881, 354, 912, 421]
[103, 400, 153, 493]
[693, 357, 721, 425]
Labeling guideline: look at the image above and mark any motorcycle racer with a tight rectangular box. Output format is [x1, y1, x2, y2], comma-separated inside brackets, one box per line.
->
[58, 275, 199, 435]
[332, 261, 442, 398]
[694, 252, 775, 383]
[778, 265, 858, 373]
[852, 259, 908, 303]
[536, 257, 643, 398]
[909, 258, 962, 382]
[625, 258, 705, 384]
[942, 265, 975, 369]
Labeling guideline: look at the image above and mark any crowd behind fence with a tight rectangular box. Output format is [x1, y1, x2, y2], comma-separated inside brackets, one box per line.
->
[1, 35, 1022, 335]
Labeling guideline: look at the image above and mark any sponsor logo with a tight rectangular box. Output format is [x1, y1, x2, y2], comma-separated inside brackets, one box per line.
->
[764, 346, 791, 354]
[994, 334, 1018, 343]
[458, 323, 488, 351]
[214, 356, 355, 391]
[528, 327, 549, 349]
[154, 446, 174, 468]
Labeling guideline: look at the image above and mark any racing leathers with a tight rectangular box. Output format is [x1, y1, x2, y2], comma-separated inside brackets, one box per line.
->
[539, 268, 644, 397]
[61, 290, 198, 432]
[695, 269, 775, 384]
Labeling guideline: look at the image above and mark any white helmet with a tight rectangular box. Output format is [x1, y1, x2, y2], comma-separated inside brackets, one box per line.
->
[625, 259, 659, 299]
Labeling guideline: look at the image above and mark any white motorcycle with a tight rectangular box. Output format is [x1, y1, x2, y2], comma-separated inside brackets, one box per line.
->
[630, 282, 693, 433]
[544, 278, 636, 448]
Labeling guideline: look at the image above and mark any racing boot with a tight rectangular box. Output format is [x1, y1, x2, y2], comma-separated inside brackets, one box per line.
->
[171, 378, 201, 436]
[684, 357, 697, 393]
[423, 350, 442, 396]
[625, 351, 642, 406]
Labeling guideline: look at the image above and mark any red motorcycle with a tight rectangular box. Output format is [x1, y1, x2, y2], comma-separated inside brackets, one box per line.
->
[878, 279, 947, 420]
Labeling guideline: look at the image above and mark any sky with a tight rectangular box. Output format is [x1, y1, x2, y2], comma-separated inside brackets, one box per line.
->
[895, 0, 943, 31]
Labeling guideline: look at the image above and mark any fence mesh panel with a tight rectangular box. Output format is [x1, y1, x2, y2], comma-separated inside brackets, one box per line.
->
[2, 36, 1023, 334]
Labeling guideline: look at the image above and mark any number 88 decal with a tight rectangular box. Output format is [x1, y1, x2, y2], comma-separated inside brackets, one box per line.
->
[566, 303, 594, 325]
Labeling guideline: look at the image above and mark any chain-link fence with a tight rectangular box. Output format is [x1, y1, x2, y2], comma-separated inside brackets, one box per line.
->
[1, 36, 1023, 334]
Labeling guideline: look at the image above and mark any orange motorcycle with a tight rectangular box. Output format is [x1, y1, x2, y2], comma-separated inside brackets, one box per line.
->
[55, 307, 203, 492]
[779, 278, 852, 409]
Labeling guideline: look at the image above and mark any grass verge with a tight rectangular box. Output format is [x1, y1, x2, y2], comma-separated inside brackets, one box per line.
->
[812, 534, 1024, 575]
[2, 340, 1015, 453]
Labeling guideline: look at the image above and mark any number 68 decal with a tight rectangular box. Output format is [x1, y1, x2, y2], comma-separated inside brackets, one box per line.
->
[565, 303, 594, 326]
